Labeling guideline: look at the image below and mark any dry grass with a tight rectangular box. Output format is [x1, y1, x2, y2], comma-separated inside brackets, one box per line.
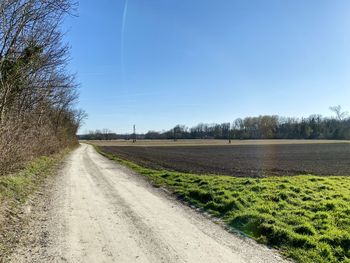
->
[85, 139, 350, 147]
[0, 149, 69, 260]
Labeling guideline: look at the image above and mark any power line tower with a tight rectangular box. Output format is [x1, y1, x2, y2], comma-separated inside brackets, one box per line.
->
[133, 124, 136, 143]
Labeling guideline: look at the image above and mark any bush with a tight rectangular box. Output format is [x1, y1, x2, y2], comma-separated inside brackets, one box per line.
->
[0, 117, 78, 176]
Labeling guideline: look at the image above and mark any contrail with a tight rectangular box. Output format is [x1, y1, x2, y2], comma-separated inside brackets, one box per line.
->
[121, 0, 129, 86]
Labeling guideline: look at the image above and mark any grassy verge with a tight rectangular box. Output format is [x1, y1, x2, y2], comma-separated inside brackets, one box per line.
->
[96, 146, 350, 263]
[0, 148, 70, 256]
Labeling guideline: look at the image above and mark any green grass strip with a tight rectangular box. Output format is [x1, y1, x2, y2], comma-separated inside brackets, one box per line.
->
[0, 148, 70, 257]
[0, 149, 69, 204]
[95, 145, 350, 263]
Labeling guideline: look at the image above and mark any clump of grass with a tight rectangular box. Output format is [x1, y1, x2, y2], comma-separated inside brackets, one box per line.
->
[96, 147, 350, 263]
[0, 149, 69, 260]
[0, 155, 60, 203]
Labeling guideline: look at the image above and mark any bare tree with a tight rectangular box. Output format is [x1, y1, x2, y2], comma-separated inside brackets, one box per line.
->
[329, 105, 348, 121]
[0, 0, 85, 175]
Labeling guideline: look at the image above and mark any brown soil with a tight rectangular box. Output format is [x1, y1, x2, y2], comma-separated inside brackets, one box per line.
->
[100, 143, 350, 177]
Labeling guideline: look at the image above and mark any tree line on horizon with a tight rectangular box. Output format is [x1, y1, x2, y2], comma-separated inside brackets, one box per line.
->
[0, 0, 85, 175]
[81, 106, 350, 141]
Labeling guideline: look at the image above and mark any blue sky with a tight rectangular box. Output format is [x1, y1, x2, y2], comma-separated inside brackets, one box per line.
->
[63, 0, 350, 134]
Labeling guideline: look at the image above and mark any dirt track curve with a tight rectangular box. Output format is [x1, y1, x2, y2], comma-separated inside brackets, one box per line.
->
[10, 144, 289, 263]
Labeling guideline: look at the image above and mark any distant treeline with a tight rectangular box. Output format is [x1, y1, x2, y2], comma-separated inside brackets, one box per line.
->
[80, 106, 350, 141]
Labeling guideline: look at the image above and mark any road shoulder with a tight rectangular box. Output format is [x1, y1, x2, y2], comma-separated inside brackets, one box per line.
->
[0, 151, 70, 262]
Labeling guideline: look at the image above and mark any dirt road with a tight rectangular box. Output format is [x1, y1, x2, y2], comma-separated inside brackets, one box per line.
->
[10, 144, 288, 263]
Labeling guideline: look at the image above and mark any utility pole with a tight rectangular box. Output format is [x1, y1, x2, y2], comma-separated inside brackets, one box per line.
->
[228, 123, 231, 144]
[133, 125, 136, 143]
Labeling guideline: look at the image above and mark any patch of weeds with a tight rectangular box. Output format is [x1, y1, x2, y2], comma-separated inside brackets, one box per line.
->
[294, 224, 316, 236]
[0, 149, 69, 260]
[188, 188, 213, 203]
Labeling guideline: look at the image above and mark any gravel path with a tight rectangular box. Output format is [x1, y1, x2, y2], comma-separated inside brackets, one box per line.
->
[9, 144, 289, 263]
